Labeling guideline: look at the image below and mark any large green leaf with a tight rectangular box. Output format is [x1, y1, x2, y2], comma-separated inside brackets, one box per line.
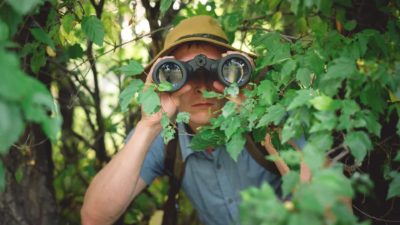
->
[62, 13, 76, 33]
[344, 131, 373, 162]
[190, 128, 225, 150]
[82, 15, 105, 46]
[226, 130, 246, 161]
[282, 171, 300, 198]
[119, 79, 144, 112]
[5, 0, 43, 15]
[118, 60, 144, 76]
[256, 80, 278, 106]
[287, 89, 314, 110]
[0, 100, 24, 154]
[387, 172, 400, 199]
[296, 68, 312, 87]
[0, 50, 31, 102]
[30, 28, 55, 49]
[138, 87, 160, 114]
[21, 77, 61, 142]
[257, 103, 286, 127]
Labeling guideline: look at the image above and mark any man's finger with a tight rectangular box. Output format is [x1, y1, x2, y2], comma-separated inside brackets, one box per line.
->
[212, 81, 225, 93]
[171, 84, 192, 98]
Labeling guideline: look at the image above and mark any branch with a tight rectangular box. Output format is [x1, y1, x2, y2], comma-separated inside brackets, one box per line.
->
[353, 205, 400, 223]
[70, 25, 172, 72]
[71, 130, 96, 150]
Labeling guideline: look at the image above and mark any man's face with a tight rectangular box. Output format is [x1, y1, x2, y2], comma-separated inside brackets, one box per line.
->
[172, 43, 226, 130]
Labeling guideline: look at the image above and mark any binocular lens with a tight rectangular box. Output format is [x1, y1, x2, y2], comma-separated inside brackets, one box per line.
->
[221, 58, 247, 83]
[157, 62, 185, 88]
[152, 54, 252, 92]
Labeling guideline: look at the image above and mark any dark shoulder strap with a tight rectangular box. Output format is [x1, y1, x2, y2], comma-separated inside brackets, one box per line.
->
[245, 134, 282, 176]
[162, 130, 186, 225]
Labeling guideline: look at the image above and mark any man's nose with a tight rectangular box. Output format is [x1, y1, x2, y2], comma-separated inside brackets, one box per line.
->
[192, 73, 212, 92]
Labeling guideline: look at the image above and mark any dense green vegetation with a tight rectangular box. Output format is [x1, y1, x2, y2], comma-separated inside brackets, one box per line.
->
[0, 0, 399, 224]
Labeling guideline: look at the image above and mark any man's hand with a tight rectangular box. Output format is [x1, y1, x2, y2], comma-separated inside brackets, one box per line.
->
[140, 56, 191, 129]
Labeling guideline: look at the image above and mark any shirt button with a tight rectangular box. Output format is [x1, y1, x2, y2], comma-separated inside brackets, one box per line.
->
[217, 164, 221, 169]
[228, 198, 233, 204]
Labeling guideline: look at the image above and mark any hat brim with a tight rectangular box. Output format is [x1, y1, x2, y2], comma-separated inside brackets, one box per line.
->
[143, 37, 257, 74]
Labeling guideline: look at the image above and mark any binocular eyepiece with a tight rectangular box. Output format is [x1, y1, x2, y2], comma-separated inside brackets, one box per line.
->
[152, 54, 253, 92]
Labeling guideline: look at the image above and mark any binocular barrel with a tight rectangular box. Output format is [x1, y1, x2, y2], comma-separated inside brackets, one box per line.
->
[152, 54, 253, 92]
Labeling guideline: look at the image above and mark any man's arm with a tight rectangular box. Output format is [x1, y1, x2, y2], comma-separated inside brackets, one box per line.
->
[80, 120, 161, 225]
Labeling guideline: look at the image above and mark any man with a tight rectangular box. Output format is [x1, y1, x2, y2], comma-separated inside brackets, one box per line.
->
[81, 15, 285, 225]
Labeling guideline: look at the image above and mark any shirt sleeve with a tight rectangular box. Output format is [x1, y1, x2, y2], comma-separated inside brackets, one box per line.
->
[125, 129, 165, 186]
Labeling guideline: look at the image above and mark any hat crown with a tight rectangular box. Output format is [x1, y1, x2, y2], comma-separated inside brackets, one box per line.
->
[164, 15, 228, 49]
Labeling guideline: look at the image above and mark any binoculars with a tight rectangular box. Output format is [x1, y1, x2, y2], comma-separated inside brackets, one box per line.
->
[152, 54, 253, 92]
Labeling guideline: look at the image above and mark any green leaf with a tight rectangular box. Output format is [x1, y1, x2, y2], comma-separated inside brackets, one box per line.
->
[344, 20, 357, 31]
[282, 171, 300, 197]
[313, 169, 354, 198]
[30, 48, 46, 73]
[226, 131, 246, 162]
[394, 152, 400, 162]
[21, 78, 61, 142]
[302, 143, 325, 173]
[222, 101, 236, 118]
[119, 79, 144, 112]
[0, 20, 10, 41]
[280, 59, 297, 85]
[257, 103, 286, 127]
[281, 150, 302, 167]
[221, 116, 241, 139]
[223, 12, 243, 33]
[387, 172, 400, 199]
[176, 112, 190, 124]
[160, 113, 175, 143]
[224, 83, 239, 97]
[261, 32, 291, 65]
[287, 89, 313, 110]
[0, 100, 24, 154]
[138, 87, 160, 114]
[281, 120, 296, 143]
[160, 0, 173, 17]
[118, 60, 144, 76]
[257, 80, 278, 106]
[5, 0, 43, 15]
[30, 28, 55, 49]
[157, 81, 173, 92]
[202, 90, 224, 99]
[319, 58, 356, 96]
[309, 95, 333, 111]
[190, 128, 225, 150]
[62, 13, 76, 33]
[344, 131, 373, 162]
[296, 68, 312, 87]
[82, 15, 105, 46]
[66, 44, 84, 59]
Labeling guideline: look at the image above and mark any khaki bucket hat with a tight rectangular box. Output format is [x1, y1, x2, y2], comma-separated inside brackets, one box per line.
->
[145, 15, 255, 72]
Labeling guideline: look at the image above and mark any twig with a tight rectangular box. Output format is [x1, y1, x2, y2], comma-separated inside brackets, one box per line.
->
[331, 148, 350, 164]
[353, 205, 400, 223]
[70, 25, 172, 72]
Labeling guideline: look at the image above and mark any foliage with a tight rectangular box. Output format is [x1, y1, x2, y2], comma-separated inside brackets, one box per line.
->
[0, 0, 399, 224]
[0, 0, 61, 190]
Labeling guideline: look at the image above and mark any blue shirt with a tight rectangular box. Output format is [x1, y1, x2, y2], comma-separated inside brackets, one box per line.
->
[138, 123, 284, 225]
